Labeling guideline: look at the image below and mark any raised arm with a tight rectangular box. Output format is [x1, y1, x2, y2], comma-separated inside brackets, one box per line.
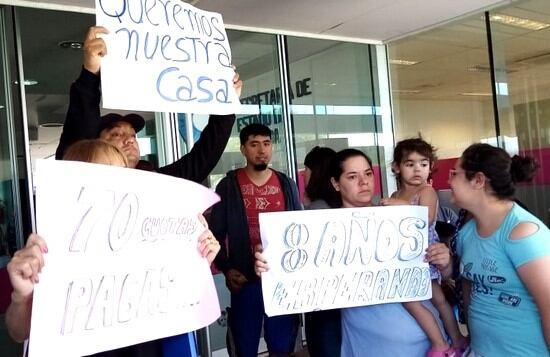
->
[157, 72, 242, 183]
[209, 179, 230, 274]
[158, 113, 236, 182]
[55, 26, 108, 159]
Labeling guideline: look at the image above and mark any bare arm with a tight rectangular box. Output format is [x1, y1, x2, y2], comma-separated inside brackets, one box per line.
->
[517, 257, 550, 348]
[512, 222, 550, 348]
[5, 234, 47, 342]
[418, 185, 438, 225]
[5, 293, 33, 342]
[55, 26, 108, 159]
[426, 242, 452, 279]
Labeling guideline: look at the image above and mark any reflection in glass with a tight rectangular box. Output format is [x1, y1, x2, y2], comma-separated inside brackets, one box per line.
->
[388, 13, 496, 194]
[201, 30, 284, 189]
[489, 0, 550, 223]
[286, 37, 382, 199]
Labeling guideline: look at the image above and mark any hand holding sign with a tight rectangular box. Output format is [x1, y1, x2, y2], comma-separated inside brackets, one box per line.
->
[5, 234, 47, 342]
[259, 206, 433, 317]
[83, 26, 109, 75]
[28, 160, 223, 357]
[197, 213, 220, 265]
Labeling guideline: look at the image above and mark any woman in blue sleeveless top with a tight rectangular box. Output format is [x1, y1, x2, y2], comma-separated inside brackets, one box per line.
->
[448, 143, 550, 356]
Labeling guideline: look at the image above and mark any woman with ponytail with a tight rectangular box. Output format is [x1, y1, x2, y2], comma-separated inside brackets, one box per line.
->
[447, 143, 550, 356]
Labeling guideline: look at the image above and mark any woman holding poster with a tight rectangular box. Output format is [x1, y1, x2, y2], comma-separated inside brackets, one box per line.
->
[6, 139, 222, 357]
[256, 148, 452, 357]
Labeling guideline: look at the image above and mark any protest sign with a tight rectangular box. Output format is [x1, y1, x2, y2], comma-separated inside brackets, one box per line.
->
[95, 0, 240, 114]
[29, 160, 221, 357]
[259, 206, 431, 317]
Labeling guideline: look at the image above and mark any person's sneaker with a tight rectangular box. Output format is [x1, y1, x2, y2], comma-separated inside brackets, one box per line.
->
[426, 346, 461, 357]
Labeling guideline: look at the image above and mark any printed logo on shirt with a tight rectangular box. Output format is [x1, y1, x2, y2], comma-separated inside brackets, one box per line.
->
[461, 262, 493, 296]
[481, 257, 498, 273]
[460, 262, 473, 276]
[498, 292, 521, 307]
[487, 275, 506, 284]
[255, 197, 270, 210]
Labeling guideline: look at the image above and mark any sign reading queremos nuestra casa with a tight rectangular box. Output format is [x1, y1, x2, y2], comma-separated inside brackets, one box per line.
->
[96, 0, 240, 114]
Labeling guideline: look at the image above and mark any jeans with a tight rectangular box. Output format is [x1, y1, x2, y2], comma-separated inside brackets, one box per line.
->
[229, 281, 298, 357]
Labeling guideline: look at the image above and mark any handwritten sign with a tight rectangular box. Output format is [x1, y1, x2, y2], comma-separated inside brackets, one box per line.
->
[29, 160, 221, 357]
[95, 0, 240, 114]
[259, 206, 431, 317]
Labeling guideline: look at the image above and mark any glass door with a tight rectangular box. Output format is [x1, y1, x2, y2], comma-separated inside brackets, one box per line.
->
[0, 5, 30, 357]
[287, 37, 384, 201]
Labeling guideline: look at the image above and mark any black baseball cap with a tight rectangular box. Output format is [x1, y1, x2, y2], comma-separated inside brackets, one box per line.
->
[98, 113, 145, 135]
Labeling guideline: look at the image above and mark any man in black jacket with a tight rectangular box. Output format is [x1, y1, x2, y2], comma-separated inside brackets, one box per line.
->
[51, 26, 241, 357]
[209, 124, 301, 357]
[55, 26, 241, 184]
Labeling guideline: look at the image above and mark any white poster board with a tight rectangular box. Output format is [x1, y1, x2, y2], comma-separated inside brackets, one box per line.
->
[29, 160, 221, 357]
[259, 206, 432, 317]
[95, 1, 240, 114]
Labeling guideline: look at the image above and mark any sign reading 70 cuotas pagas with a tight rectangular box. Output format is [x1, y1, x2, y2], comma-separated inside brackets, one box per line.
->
[95, 0, 241, 114]
[29, 160, 221, 357]
[259, 206, 432, 317]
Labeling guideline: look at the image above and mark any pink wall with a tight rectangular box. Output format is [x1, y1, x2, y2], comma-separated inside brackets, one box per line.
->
[431, 147, 550, 190]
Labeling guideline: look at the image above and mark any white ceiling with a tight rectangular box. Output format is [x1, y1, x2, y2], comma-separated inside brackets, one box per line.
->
[3, 0, 518, 43]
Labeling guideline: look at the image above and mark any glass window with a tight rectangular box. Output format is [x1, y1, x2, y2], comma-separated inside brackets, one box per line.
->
[17, 8, 161, 179]
[286, 37, 383, 200]
[489, 0, 550, 223]
[197, 30, 284, 189]
[388, 15, 495, 199]
[0, 10, 18, 266]
[0, 6, 28, 356]
[187, 29, 282, 355]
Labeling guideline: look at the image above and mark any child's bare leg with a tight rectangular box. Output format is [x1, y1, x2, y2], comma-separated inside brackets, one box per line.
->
[431, 281, 467, 348]
[403, 300, 449, 350]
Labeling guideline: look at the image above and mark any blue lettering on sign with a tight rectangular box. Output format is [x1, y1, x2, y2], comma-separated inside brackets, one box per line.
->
[156, 67, 230, 104]
[98, 0, 233, 107]
[98, 0, 227, 39]
[498, 293, 521, 307]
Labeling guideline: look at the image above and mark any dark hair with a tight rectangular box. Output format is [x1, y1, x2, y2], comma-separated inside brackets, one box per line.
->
[393, 137, 437, 167]
[330, 148, 373, 181]
[460, 143, 539, 200]
[239, 124, 272, 145]
[304, 146, 341, 208]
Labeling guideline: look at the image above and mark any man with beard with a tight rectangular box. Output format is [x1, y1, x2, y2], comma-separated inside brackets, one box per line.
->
[209, 123, 301, 357]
